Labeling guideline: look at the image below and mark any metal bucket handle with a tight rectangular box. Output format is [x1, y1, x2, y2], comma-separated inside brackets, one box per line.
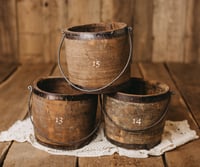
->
[27, 85, 101, 147]
[57, 27, 133, 93]
[101, 93, 172, 134]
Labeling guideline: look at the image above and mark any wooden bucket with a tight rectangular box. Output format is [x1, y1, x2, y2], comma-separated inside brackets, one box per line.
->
[28, 77, 98, 150]
[103, 78, 171, 149]
[58, 22, 132, 93]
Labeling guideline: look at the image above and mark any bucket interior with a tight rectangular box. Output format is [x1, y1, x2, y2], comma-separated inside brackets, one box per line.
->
[68, 22, 126, 33]
[121, 78, 169, 96]
[36, 78, 80, 95]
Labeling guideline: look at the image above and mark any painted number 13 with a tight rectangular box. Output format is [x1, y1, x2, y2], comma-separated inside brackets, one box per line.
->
[56, 117, 64, 125]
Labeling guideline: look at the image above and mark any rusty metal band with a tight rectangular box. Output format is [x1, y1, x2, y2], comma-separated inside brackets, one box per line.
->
[63, 25, 128, 40]
[32, 78, 97, 101]
[108, 91, 171, 103]
[33, 89, 97, 101]
[107, 78, 171, 103]
[105, 136, 161, 150]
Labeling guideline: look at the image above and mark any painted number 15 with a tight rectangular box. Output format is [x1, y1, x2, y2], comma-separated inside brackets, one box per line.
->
[92, 60, 100, 68]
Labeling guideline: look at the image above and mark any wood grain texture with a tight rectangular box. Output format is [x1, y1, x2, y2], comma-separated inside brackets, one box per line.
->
[152, 0, 186, 62]
[138, 63, 200, 167]
[0, 64, 54, 131]
[166, 63, 200, 128]
[0, 142, 10, 166]
[31, 77, 98, 149]
[0, 0, 18, 63]
[0, 64, 54, 165]
[3, 142, 77, 167]
[133, 0, 153, 61]
[67, 0, 101, 26]
[17, 0, 45, 63]
[138, 63, 197, 129]
[184, 0, 200, 63]
[1, 64, 77, 166]
[42, 0, 68, 63]
[64, 24, 130, 88]
[17, 0, 68, 63]
[1, 0, 200, 63]
[165, 137, 200, 167]
[101, 0, 134, 64]
[193, 0, 200, 63]
[104, 92, 167, 149]
[130, 63, 142, 78]
[1, 63, 199, 166]
[0, 63, 17, 83]
[78, 63, 165, 167]
[101, 0, 134, 25]
[79, 153, 164, 167]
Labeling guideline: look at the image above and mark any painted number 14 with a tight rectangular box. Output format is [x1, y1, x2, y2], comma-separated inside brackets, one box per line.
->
[133, 118, 142, 125]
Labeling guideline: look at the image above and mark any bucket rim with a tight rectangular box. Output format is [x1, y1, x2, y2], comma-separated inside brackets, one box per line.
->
[107, 78, 171, 103]
[32, 77, 97, 101]
[63, 22, 129, 40]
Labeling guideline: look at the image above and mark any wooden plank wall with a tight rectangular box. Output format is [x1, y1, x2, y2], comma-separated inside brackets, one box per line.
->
[0, 0, 200, 64]
[0, 0, 18, 63]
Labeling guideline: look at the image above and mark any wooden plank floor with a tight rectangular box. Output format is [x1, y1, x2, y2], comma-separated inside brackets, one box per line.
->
[0, 63, 199, 167]
[0, 63, 18, 84]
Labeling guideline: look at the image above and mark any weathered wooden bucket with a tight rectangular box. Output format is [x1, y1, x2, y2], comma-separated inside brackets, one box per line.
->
[103, 78, 171, 149]
[28, 77, 99, 150]
[58, 22, 133, 93]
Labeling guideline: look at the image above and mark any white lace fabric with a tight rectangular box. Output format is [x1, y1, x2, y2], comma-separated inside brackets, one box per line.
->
[0, 119, 198, 158]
